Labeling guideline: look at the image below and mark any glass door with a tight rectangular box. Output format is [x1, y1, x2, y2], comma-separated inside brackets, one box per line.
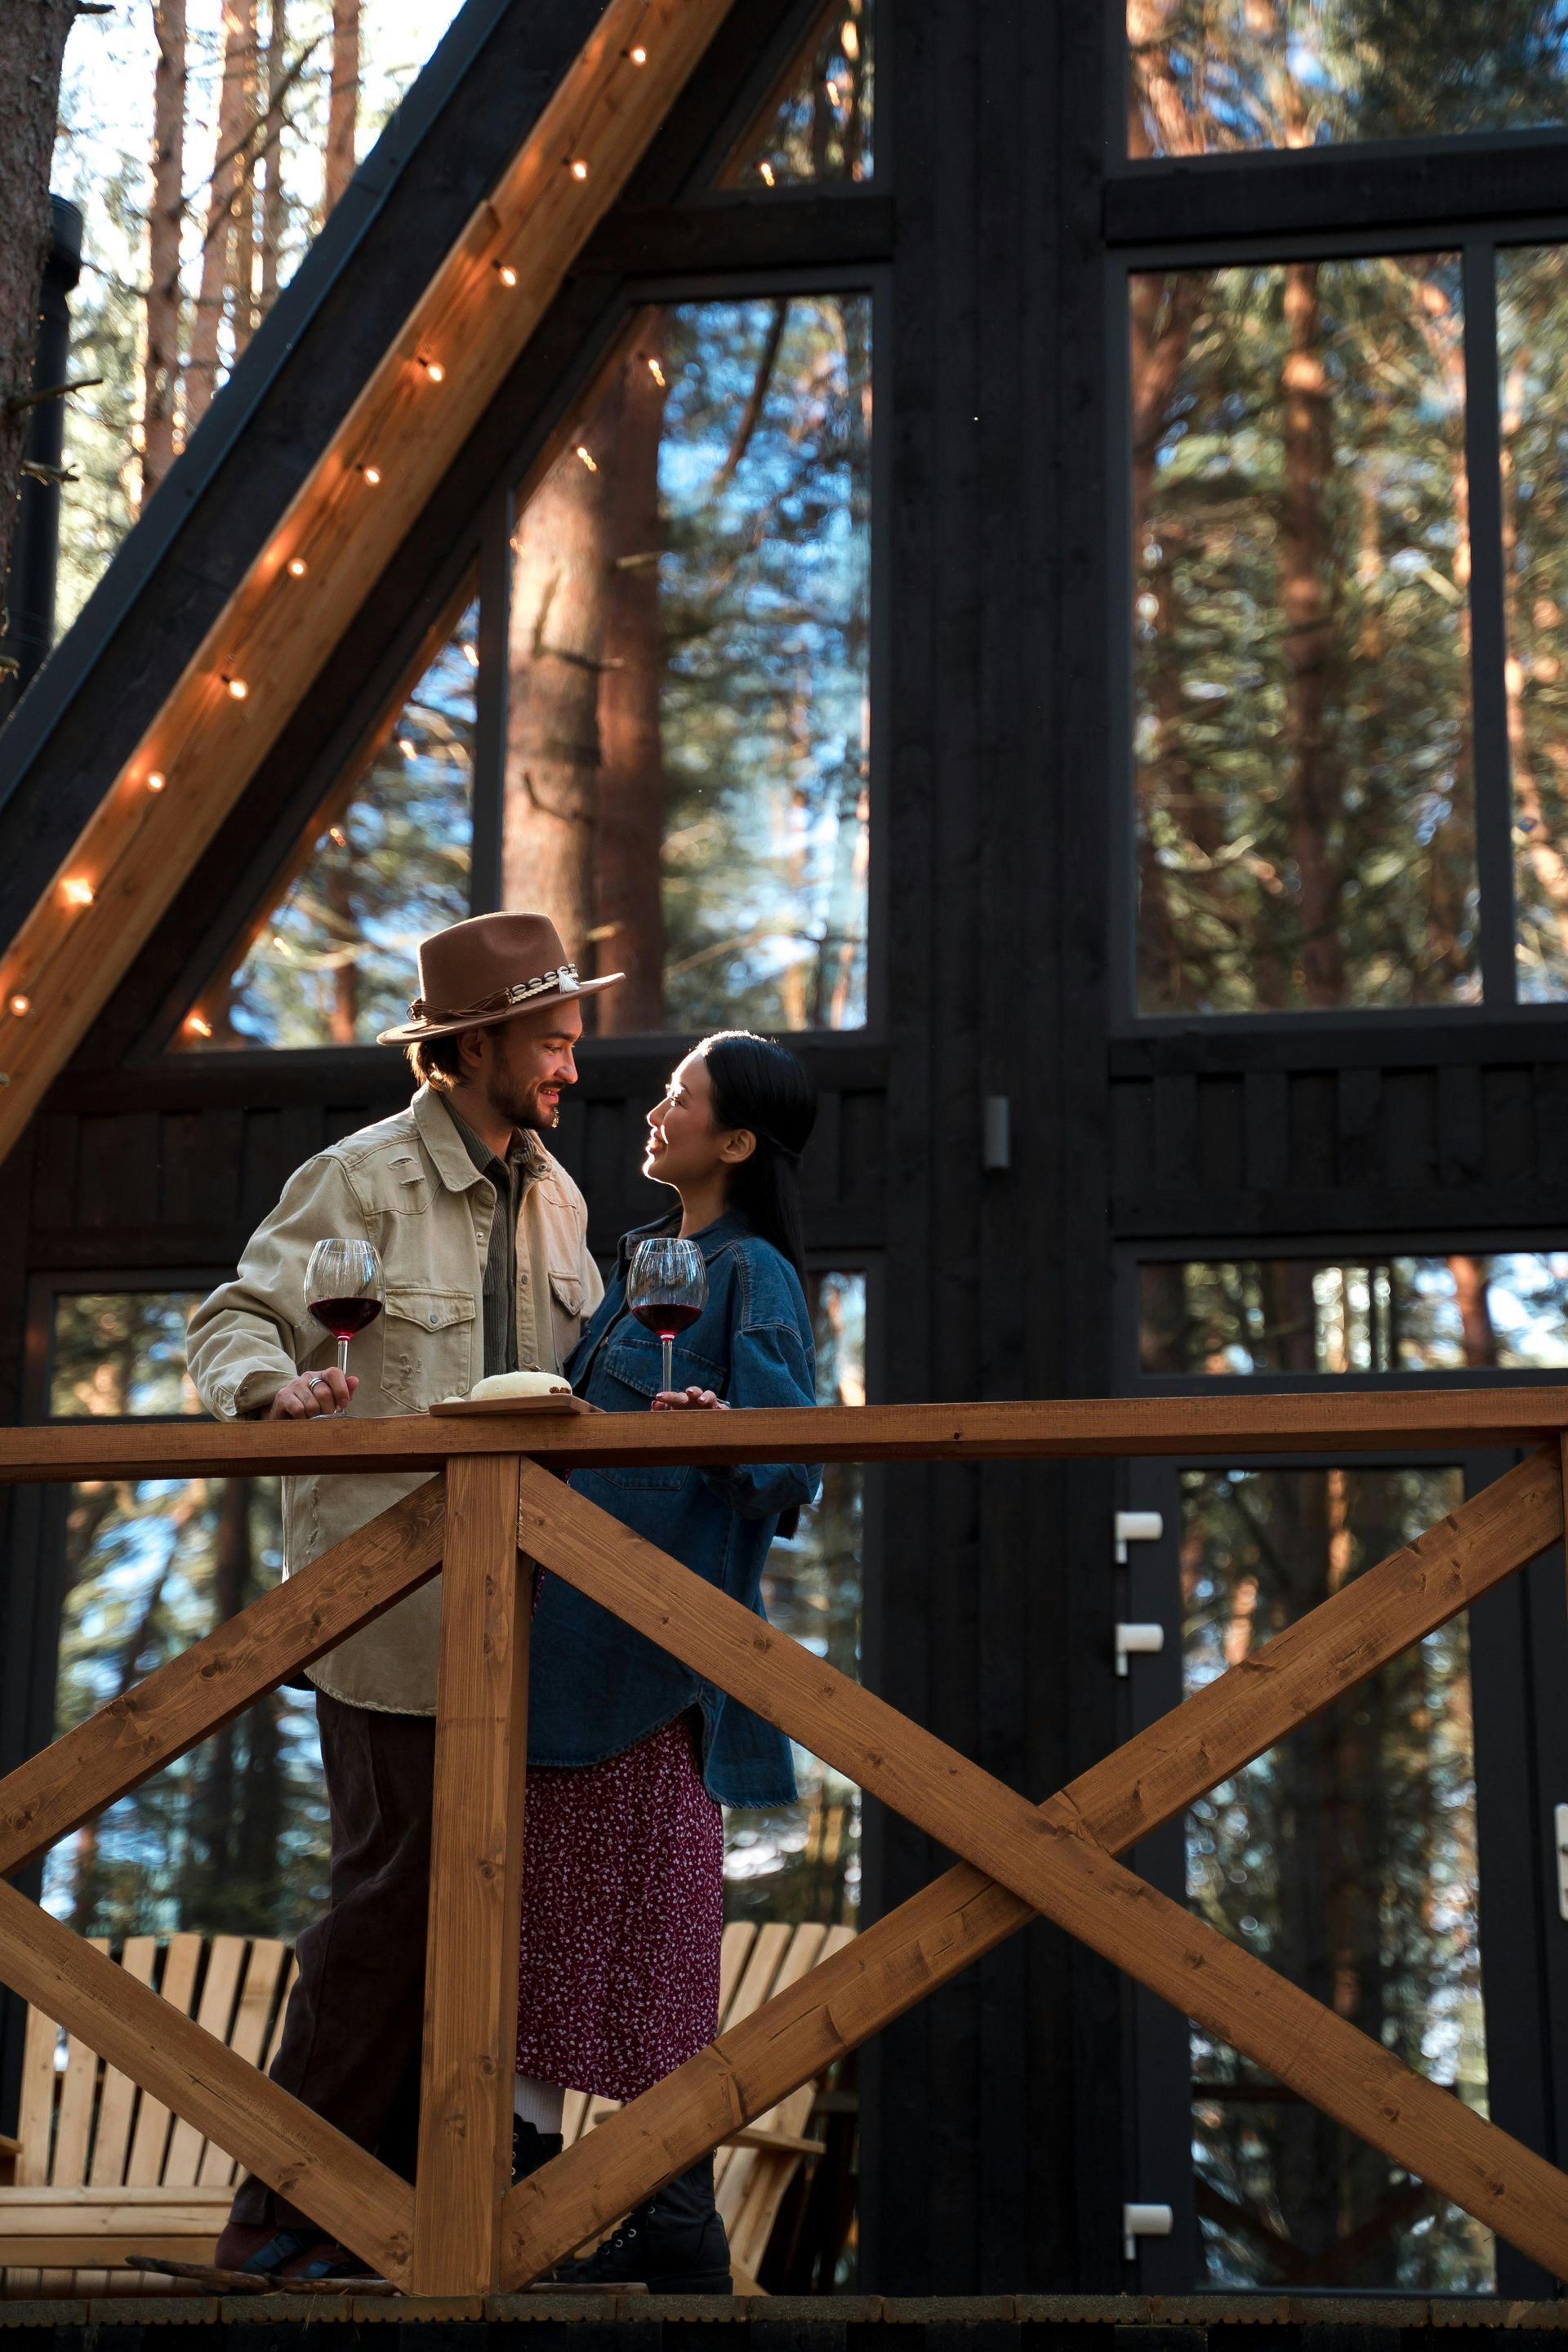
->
[1121, 1451, 1568, 2298]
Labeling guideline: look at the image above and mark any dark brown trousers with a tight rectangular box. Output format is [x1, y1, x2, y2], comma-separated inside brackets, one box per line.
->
[230, 1688, 436, 2230]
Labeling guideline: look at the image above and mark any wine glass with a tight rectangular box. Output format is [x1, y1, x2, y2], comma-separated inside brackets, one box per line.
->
[627, 1236, 708, 1396]
[305, 1238, 384, 1394]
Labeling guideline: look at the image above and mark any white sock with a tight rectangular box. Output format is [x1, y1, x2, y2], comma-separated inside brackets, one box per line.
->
[513, 2073, 565, 2134]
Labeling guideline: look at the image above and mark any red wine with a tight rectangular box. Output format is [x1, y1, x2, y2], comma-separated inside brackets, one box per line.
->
[632, 1299, 702, 1339]
[309, 1294, 384, 1342]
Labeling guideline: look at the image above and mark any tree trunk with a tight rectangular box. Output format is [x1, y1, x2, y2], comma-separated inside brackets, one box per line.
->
[227, 24, 260, 361]
[0, 0, 79, 618]
[141, 0, 187, 505]
[1448, 1254, 1499, 1368]
[503, 430, 615, 964]
[261, 0, 287, 308]
[596, 327, 670, 1031]
[1280, 260, 1346, 1009]
[323, 0, 359, 216]
[185, 0, 255, 432]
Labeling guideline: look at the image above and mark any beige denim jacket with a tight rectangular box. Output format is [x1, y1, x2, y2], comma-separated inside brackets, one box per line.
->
[185, 1085, 603, 1715]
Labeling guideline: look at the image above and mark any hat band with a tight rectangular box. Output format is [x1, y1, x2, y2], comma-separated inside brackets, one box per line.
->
[408, 962, 581, 1024]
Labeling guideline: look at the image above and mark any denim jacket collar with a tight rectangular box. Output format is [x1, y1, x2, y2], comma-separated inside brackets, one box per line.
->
[613, 1208, 751, 1276]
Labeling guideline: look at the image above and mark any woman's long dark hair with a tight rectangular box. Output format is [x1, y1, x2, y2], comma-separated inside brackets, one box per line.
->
[700, 1031, 817, 1286]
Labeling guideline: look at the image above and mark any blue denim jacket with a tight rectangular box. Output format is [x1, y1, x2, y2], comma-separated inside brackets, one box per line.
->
[524, 1211, 822, 1805]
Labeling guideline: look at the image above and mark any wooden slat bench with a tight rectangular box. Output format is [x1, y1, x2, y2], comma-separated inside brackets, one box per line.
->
[0, 1918, 853, 2297]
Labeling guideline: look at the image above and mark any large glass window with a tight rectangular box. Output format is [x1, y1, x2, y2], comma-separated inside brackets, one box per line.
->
[176, 590, 479, 1049]
[1139, 1253, 1568, 1374]
[1183, 1465, 1492, 2290]
[42, 1291, 328, 1940]
[506, 296, 871, 1033]
[724, 1270, 864, 1926]
[1129, 1, 1568, 158]
[1132, 256, 1477, 1013]
[728, 0, 874, 187]
[1497, 244, 1568, 1001]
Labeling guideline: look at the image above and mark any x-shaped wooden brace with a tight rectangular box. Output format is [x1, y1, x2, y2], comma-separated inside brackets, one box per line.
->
[0, 1443, 1564, 2293]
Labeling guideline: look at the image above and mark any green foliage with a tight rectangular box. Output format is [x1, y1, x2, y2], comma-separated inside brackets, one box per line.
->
[1183, 1465, 1491, 2289]
[659, 296, 871, 1034]
[1134, 255, 1476, 1011]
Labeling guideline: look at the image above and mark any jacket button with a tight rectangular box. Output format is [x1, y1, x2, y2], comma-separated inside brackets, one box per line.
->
[430, 1312, 439, 1324]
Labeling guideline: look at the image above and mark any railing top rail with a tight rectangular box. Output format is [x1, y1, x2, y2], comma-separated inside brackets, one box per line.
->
[0, 1387, 1562, 1481]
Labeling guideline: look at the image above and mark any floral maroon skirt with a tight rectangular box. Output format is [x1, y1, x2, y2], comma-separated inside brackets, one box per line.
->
[515, 1710, 724, 2100]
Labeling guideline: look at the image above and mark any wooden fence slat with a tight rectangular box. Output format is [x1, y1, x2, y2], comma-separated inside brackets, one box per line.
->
[199, 1940, 290, 2186]
[501, 1452, 1566, 2286]
[0, 1881, 413, 2283]
[1, 1389, 1567, 1486]
[50, 1940, 109, 2188]
[128, 1936, 203, 2186]
[0, 1478, 445, 1876]
[164, 1936, 247, 2185]
[412, 1454, 528, 2296]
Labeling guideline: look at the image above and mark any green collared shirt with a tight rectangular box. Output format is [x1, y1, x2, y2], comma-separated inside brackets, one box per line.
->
[445, 1104, 548, 1378]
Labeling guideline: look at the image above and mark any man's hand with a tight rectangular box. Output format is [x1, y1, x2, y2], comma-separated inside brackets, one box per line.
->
[652, 1386, 728, 1411]
[269, 1370, 359, 1419]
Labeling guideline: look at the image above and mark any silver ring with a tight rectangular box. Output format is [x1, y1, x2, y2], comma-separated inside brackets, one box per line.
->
[307, 1374, 326, 1391]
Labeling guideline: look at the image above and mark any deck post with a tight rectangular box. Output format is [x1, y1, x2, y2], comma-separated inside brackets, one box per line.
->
[412, 1451, 530, 2294]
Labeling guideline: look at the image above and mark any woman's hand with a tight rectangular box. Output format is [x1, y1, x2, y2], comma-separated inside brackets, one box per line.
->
[269, 1370, 358, 1419]
[652, 1385, 729, 1411]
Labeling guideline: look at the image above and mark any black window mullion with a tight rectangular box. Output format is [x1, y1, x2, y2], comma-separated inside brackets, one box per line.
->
[469, 484, 513, 918]
[1462, 239, 1517, 1010]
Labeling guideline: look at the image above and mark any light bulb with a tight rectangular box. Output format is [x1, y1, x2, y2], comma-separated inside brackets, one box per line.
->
[628, 42, 647, 62]
[576, 444, 598, 472]
[569, 158, 589, 180]
[759, 160, 776, 186]
[646, 356, 666, 387]
[362, 465, 381, 485]
[328, 825, 349, 847]
[63, 877, 94, 907]
[287, 555, 308, 577]
[225, 675, 248, 700]
[8, 995, 29, 1018]
[146, 770, 166, 792]
[462, 641, 480, 668]
[421, 359, 445, 383]
[185, 1013, 213, 1039]
[496, 262, 519, 287]
[398, 736, 416, 757]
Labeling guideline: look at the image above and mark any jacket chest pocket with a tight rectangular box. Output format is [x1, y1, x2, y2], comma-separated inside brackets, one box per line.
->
[381, 1284, 477, 1410]
[590, 1335, 723, 1489]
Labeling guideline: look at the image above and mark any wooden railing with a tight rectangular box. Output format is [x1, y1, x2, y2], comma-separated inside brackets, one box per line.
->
[1, 1393, 1567, 2293]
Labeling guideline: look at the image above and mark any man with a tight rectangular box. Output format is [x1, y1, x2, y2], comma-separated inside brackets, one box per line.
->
[187, 911, 621, 2279]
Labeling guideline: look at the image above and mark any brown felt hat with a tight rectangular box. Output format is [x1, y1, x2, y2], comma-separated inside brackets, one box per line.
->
[375, 911, 623, 1045]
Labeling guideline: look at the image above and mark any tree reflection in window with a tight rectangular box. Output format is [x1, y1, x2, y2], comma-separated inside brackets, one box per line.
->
[726, 0, 872, 187]
[1140, 1253, 1568, 1374]
[43, 1292, 328, 1940]
[176, 594, 478, 1049]
[724, 1272, 864, 1926]
[506, 297, 871, 1033]
[1183, 1465, 1492, 2290]
[1132, 256, 1477, 1013]
[1129, 0, 1568, 157]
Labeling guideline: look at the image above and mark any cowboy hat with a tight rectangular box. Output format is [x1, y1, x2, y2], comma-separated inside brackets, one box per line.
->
[375, 911, 623, 1045]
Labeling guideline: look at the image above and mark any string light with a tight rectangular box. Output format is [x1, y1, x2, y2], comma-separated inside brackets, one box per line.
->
[361, 465, 381, 486]
[646, 355, 666, 388]
[287, 556, 308, 577]
[461, 642, 480, 668]
[576, 445, 598, 471]
[62, 877, 94, 907]
[568, 158, 589, 180]
[328, 825, 349, 847]
[627, 42, 648, 62]
[8, 996, 29, 1018]
[495, 262, 519, 287]
[397, 736, 416, 757]
[419, 359, 445, 383]
[758, 160, 776, 185]
[145, 770, 166, 792]
[224, 675, 248, 700]
[185, 1013, 213, 1039]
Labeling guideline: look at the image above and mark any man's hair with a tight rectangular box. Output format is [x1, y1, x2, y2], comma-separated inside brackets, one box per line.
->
[406, 1024, 502, 1093]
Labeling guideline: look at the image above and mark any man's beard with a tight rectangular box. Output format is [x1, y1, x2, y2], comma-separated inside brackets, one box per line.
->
[488, 1073, 559, 1132]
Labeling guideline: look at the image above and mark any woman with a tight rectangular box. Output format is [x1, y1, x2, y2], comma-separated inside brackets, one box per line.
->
[512, 1029, 822, 2292]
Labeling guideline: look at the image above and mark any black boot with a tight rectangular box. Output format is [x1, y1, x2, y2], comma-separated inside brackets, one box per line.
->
[550, 2155, 730, 2293]
[513, 2118, 564, 2185]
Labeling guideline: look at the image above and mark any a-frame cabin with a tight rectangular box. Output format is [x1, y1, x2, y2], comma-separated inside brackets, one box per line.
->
[7, 0, 1568, 2305]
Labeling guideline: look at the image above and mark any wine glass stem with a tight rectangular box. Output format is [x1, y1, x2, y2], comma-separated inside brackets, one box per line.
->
[662, 1335, 674, 1394]
[337, 1338, 350, 1383]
